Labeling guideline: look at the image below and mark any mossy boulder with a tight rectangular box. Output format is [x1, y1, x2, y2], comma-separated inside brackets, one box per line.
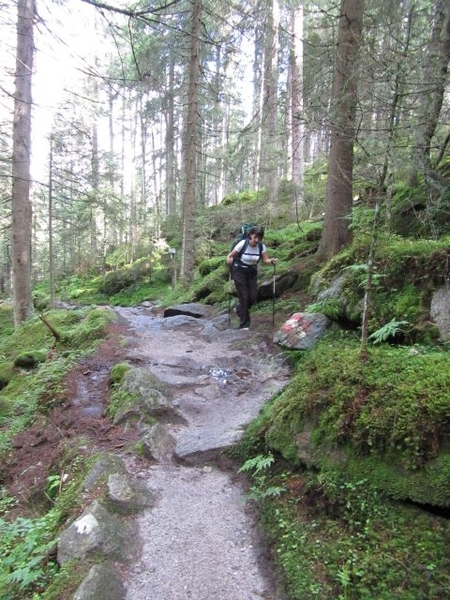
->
[247, 337, 450, 508]
[14, 350, 47, 368]
[0, 361, 15, 389]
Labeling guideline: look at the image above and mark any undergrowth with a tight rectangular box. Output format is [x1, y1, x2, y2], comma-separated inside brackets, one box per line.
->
[236, 451, 450, 599]
[234, 330, 450, 598]
[0, 305, 114, 600]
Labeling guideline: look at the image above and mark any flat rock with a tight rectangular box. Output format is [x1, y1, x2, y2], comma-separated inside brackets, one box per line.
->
[163, 303, 215, 319]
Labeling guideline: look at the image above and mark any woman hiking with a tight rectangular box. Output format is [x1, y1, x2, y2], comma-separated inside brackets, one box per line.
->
[226, 225, 277, 329]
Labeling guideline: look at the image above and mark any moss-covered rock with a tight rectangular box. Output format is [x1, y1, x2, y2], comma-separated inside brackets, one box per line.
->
[0, 361, 15, 389]
[243, 336, 450, 507]
[14, 350, 47, 368]
[108, 362, 130, 386]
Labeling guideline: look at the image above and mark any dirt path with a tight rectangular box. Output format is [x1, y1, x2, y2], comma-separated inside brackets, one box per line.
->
[113, 305, 290, 600]
[4, 303, 290, 599]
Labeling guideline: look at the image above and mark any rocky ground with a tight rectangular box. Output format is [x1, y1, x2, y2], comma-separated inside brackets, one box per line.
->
[4, 302, 292, 599]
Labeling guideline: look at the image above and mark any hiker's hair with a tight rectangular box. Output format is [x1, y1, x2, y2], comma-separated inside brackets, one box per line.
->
[248, 225, 264, 239]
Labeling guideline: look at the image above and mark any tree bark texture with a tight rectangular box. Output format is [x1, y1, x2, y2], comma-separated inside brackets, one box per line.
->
[317, 0, 364, 261]
[409, 0, 450, 187]
[12, 0, 35, 328]
[259, 0, 280, 216]
[289, 2, 305, 219]
[180, 0, 201, 287]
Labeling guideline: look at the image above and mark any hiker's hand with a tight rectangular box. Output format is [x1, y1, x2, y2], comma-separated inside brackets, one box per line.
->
[226, 254, 234, 266]
[270, 258, 277, 265]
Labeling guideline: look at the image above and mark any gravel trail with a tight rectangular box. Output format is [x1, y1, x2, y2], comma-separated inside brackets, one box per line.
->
[114, 305, 289, 600]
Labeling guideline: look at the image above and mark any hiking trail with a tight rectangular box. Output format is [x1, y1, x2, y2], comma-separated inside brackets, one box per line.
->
[113, 304, 290, 600]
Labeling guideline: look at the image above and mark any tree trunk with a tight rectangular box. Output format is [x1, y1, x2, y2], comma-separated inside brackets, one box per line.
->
[317, 0, 364, 261]
[165, 58, 177, 217]
[289, 2, 305, 220]
[180, 0, 202, 287]
[259, 0, 280, 218]
[12, 0, 35, 328]
[48, 136, 55, 309]
[409, 0, 450, 187]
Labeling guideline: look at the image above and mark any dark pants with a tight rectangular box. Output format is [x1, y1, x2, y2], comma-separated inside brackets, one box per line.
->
[232, 264, 258, 327]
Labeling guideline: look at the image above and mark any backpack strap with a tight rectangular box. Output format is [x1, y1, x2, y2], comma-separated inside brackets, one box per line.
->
[235, 239, 249, 263]
[235, 240, 263, 265]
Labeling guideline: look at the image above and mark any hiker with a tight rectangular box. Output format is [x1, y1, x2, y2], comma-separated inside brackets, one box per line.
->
[226, 225, 277, 329]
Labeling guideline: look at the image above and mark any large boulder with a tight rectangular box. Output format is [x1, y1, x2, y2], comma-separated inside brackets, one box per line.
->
[430, 285, 450, 341]
[257, 270, 298, 300]
[273, 312, 330, 350]
[107, 473, 157, 513]
[114, 367, 182, 425]
[73, 564, 125, 600]
[57, 500, 138, 565]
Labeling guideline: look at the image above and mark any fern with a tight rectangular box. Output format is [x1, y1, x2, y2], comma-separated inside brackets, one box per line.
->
[369, 319, 409, 344]
[238, 452, 275, 475]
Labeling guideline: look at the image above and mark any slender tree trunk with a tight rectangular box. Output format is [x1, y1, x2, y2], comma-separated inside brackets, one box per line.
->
[409, 0, 450, 187]
[259, 0, 280, 217]
[90, 122, 99, 267]
[48, 136, 54, 308]
[12, 0, 35, 327]
[378, 4, 413, 224]
[317, 0, 364, 261]
[165, 59, 177, 216]
[180, 0, 201, 287]
[289, 2, 305, 220]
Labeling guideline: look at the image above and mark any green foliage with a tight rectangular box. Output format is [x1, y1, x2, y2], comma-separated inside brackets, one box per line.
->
[14, 350, 47, 368]
[252, 337, 450, 483]
[309, 232, 450, 338]
[0, 509, 60, 598]
[257, 467, 450, 600]
[108, 362, 130, 386]
[221, 189, 259, 206]
[64, 308, 113, 347]
[368, 318, 409, 343]
[0, 308, 113, 456]
[0, 304, 14, 336]
[198, 255, 227, 277]
[390, 182, 450, 238]
[305, 298, 341, 319]
[99, 268, 139, 295]
[0, 447, 92, 600]
[238, 453, 286, 502]
[0, 362, 14, 391]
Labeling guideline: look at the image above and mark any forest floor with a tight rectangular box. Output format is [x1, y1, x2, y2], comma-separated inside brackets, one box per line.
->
[4, 303, 291, 599]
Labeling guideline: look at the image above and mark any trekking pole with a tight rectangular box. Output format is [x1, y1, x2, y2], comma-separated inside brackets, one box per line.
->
[272, 262, 276, 326]
[228, 269, 232, 326]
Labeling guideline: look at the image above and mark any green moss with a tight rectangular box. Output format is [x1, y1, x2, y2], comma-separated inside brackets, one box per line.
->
[108, 362, 130, 386]
[252, 465, 450, 600]
[65, 308, 113, 347]
[0, 362, 15, 391]
[14, 350, 48, 368]
[341, 451, 450, 507]
[257, 339, 450, 500]
[106, 387, 139, 421]
[0, 304, 13, 333]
